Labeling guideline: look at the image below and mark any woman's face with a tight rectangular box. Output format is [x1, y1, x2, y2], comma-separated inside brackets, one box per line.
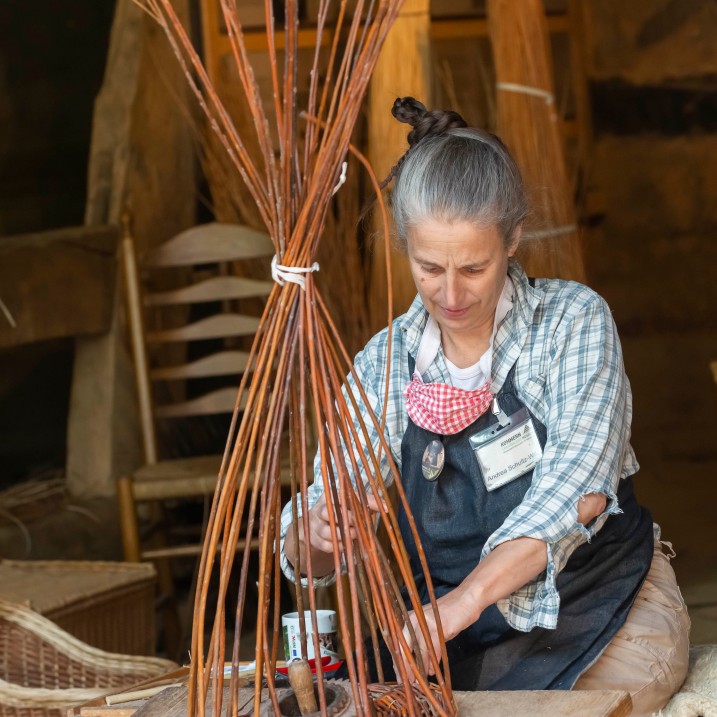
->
[406, 217, 519, 339]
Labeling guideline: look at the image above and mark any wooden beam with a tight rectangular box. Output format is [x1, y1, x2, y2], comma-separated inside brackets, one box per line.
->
[217, 27, 333, 54]
[367, 0, 432, 333]
[209, 14, 570, 55]
[0, 225, 118, 349]
[430, 14, 569, 40]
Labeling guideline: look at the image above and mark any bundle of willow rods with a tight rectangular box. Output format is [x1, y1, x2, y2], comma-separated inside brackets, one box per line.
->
[488, 0, 585, 282]
[130, 1, 456, 716]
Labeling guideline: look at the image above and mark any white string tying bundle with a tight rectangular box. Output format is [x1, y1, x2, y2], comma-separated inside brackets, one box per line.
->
[332, 161, 348, 196]
[271, 255, 320, 290]
[496, 81, 554, 105]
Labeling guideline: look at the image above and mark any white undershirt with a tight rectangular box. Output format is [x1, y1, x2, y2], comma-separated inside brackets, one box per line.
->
[416, 276, 515, 391]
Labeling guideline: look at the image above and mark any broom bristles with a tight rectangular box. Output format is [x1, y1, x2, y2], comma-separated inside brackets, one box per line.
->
[489, 0, 585, 282]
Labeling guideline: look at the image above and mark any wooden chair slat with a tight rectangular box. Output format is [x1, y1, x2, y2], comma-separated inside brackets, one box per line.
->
[144, 223, 274, 267]
[150, 350, 251, 380]
[146, 276, 273, 306]
[155, 387, 245, 418]
[146, 314, 260, 342]
[142, 538, 261, 560]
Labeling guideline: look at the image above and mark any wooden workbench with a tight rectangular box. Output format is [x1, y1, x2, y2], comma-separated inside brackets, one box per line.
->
[69, 668, 632, 717]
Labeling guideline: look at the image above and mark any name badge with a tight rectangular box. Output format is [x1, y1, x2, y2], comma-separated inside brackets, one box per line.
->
[469, 407, 543, 491]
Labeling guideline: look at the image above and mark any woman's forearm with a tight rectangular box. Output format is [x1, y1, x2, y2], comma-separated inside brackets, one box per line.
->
[451, 537, 548, 629]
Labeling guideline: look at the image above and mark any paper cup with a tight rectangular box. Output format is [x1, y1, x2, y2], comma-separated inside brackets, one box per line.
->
[282, 610, 338, 662]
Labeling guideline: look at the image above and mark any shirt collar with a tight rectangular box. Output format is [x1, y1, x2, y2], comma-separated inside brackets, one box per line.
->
[399, 293, 430, 360]
[506, 260, 543, 329]
[490, 260, 544, 392]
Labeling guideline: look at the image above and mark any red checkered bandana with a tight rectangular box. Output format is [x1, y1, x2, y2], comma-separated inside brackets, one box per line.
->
[403, 373, 494, 435]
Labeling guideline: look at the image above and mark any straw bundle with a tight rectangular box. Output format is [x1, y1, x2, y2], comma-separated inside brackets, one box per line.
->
[488, 0, 585, 282]
[130, 1, 456, 715]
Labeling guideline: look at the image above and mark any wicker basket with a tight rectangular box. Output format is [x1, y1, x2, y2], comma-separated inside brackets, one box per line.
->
[0, 561, 156, 656]
[0, 600, 177, 717]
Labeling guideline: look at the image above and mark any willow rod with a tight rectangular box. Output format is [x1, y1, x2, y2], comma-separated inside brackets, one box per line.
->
[135, 1, 458, 714]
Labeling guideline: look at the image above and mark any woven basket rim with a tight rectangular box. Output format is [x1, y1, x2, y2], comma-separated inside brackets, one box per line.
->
[0, 598, 176, 674]
[0, 599, 177, 710]
[0, 677, 108, 709]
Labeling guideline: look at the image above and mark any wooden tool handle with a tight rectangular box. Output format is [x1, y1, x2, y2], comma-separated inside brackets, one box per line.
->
[287, 659, 318, 715]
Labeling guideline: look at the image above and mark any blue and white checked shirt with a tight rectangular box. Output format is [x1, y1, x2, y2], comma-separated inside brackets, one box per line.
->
[280, 261, 637, 632]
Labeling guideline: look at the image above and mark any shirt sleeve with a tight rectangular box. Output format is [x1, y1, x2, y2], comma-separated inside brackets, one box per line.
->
[278, 338, 396, 586]
[482, 294, 630, 631]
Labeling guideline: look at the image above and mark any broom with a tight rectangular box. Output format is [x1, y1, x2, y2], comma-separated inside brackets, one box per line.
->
[488, 0, 585, 282]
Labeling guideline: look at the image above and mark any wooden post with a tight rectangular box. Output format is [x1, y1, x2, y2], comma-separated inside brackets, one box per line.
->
[367, 0, 432, 334]
[66, 0, 196, 497]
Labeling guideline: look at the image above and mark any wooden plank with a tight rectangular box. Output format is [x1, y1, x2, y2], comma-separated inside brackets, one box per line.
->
[455, 689, 631, 717]
[420, 14, 571, 40]
[72, 668, 190, 716]
[214, 27, 334, 55]
[80, 701, 144, 716]
[430, 16, 489, 39]
[211, 16, 569, 50]
[75, 685, 631, 717]
[0, 224, 118, 348]
[132, 682, 187, 717]
[134, 682, 256, 717]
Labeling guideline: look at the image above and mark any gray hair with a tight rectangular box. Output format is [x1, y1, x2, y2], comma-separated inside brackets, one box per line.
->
[391, 128, 527, 250]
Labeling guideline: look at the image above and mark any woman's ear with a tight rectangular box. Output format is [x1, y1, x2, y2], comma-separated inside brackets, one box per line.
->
[507, 225, 522, 257]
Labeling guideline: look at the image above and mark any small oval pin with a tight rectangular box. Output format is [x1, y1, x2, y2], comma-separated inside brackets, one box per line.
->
[421, 439, 445, 481]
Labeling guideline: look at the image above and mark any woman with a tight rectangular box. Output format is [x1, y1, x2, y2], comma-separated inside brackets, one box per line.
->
[280, 98, 689, 716]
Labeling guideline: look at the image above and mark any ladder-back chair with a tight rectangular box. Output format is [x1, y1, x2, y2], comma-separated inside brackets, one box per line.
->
[117, 218, 277, 570]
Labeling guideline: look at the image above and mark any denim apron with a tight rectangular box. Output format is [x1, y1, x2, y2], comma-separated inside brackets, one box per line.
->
[396, 352, 654, 691]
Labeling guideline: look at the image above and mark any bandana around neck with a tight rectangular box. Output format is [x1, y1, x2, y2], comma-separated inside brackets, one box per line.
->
[403, 275, 513, 435]
[403, 376, 493, 435]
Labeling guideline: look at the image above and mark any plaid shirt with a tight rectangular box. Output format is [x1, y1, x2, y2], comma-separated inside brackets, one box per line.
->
[279, 261, 638, 632]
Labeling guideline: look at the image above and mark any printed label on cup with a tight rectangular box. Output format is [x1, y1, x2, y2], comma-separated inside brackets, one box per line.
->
[282, 610, 338, 662]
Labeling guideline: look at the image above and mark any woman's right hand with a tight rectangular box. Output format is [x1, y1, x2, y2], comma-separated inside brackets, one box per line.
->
[286, 489, 385, 577]
[305, 492, 339, 554]
[305, 491, 386, 554]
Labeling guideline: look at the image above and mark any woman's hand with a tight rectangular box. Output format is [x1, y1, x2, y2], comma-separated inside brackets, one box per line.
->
[397, 588, 481, 680]
[305, 492, 342, 555]
[305, 491, 385, 553]
[285, 489, 385, 578]
[395, 536, 547, 682]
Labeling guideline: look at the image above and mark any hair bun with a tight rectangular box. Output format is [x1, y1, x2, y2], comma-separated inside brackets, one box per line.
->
[378, 97, 469, 190]
[391, 96, 468, 147]
[391, 97, 428, 127]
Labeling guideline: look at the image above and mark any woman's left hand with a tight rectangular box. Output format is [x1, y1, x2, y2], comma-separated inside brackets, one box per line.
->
[397, 588, 480, 680]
